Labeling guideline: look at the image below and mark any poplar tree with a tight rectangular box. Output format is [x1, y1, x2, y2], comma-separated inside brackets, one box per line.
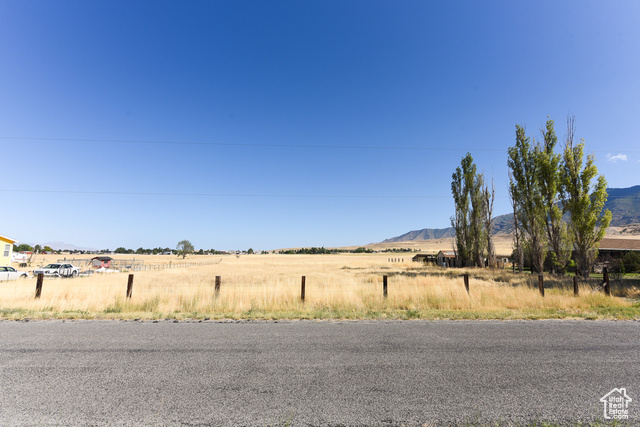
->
[483, 179, 496, 268]
[451, 153, 474, 263]
[508, 172, 524, 272]
[470, 172, 486, 267]
[451, 153, 493, 267]
[536, 119, 572, 274]
[560, 116, 611, 277]
[508, 125, 546, 273]
[451, 153, 488, 267]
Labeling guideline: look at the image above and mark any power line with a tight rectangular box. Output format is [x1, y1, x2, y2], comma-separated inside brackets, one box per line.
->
[0, 188, 451, 199]
[2, 188, 638, 199]
[1, 135, 638, 153]
[0, 136, 517, 152]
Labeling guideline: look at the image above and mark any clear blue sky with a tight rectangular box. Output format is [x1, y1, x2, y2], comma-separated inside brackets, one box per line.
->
[1, 0, 639, 251]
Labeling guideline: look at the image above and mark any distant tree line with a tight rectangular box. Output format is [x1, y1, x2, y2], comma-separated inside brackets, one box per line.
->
[278, 247, 377, 255]
[110, 246, 228, 256]
[452, 115, 611, 277]
[13, 243, 55, 253]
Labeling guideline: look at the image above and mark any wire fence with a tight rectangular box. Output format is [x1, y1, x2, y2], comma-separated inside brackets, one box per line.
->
[54, 258, 223, 275]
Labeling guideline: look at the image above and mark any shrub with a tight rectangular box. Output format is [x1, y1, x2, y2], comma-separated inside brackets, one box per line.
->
[623, 251, 640, 274]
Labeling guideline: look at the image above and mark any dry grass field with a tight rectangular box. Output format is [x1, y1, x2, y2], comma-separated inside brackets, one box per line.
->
[1, 253, 639, 320]
[337, 233, 514, 255]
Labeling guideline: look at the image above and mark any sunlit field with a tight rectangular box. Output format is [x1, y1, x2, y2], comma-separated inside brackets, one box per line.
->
[1, 253, 639, 320]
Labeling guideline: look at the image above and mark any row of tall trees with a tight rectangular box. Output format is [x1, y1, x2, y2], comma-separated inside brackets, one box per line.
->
[508, 116, 611, 277]
[452, 116, 611, 277]
[450, 153, 496, 268]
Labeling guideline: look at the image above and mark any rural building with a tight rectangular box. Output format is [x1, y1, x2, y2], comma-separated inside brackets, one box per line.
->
[91, 256, 114, 268]
[436, 250, 456, 267]
[412, 253, 437, 264]
[0, 235, 16, 267]
[598, 238, 640, 257]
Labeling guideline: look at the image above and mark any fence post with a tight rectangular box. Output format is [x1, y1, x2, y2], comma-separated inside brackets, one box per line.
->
[383, 275, 388, 298]
[573, 276, 579, 296]
[35, 273, 43, 299]
[301, 276, 306, 302]
[215, 276, 221, 297]
[538, 274, 544, 297]
[127, 274, 134, 298]
[463, 273, 469, 295]
[603, 267, 610, 296]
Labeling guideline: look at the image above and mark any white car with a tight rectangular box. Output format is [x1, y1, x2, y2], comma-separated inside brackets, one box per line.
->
[0, 266, 29, 281]
[33, 263, 80, 278]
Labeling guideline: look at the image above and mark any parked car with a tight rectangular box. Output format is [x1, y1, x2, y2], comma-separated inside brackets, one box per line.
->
[0, 266, 29, 281]
[33, 263, 80, 278]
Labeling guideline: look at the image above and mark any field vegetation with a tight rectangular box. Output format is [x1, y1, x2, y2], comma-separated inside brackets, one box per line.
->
[1, 253, 639, 320]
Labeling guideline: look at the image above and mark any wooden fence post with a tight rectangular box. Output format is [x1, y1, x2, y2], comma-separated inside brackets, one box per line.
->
[127, 274, 134, 299]
[463, 273, 469, 295]
[573, 276, 579, 296]
[215, 276, 221, 297]
[35, 273, 43, 299]
[538, 274, 544, 297]
[603, 267, 610, 296]
[301, 276, 306, 302]
[383, 275, 388, 298]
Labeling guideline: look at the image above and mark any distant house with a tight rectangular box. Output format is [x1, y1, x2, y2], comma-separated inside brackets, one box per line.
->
[91, 256, 113, 269]
[412, 253, 437, 264]
[0, 235, 16, 267]
[598, 238, 640, 257]
[436, 250, 456, 267]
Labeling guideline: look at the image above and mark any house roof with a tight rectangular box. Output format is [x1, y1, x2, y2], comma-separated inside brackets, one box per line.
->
[0, 235, 17, 244]
[598, 238, 640, 251]
[92, 256, 113, 261]
[437, 250, 456, 258]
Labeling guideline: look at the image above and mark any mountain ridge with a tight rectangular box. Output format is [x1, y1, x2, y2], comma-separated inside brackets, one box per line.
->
[382, 185, 640, 243]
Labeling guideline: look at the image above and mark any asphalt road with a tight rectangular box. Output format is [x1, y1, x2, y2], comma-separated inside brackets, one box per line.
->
[1, 320, 639, 426]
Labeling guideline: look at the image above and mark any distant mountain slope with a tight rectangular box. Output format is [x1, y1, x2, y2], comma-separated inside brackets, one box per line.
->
[607, 185, 640, 226]
[382, 228, 455, 243]
[382, 185, 639, 243]
[382, 213, 514, 244]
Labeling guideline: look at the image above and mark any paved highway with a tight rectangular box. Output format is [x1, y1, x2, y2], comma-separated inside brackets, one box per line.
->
[1, 320, 639, 426]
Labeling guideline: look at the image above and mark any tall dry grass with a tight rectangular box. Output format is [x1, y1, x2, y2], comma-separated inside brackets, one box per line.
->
[1, 254, 637, 320]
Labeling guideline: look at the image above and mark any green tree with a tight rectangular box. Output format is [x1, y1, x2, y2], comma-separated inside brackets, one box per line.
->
[560, 116, 611, 278]
[451, 153, 485, 266]
[622, 251, 640, 274]
[451, 153, 491, 267]
[508, 172, 524, 272]
[451, 155, 472, 263]
[470, 172, 486, 267]
[536, 118, 572, 275]
[508, 124, 547, 273]
[482, 178, 496, 268]
[176, 240, 194, 259]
